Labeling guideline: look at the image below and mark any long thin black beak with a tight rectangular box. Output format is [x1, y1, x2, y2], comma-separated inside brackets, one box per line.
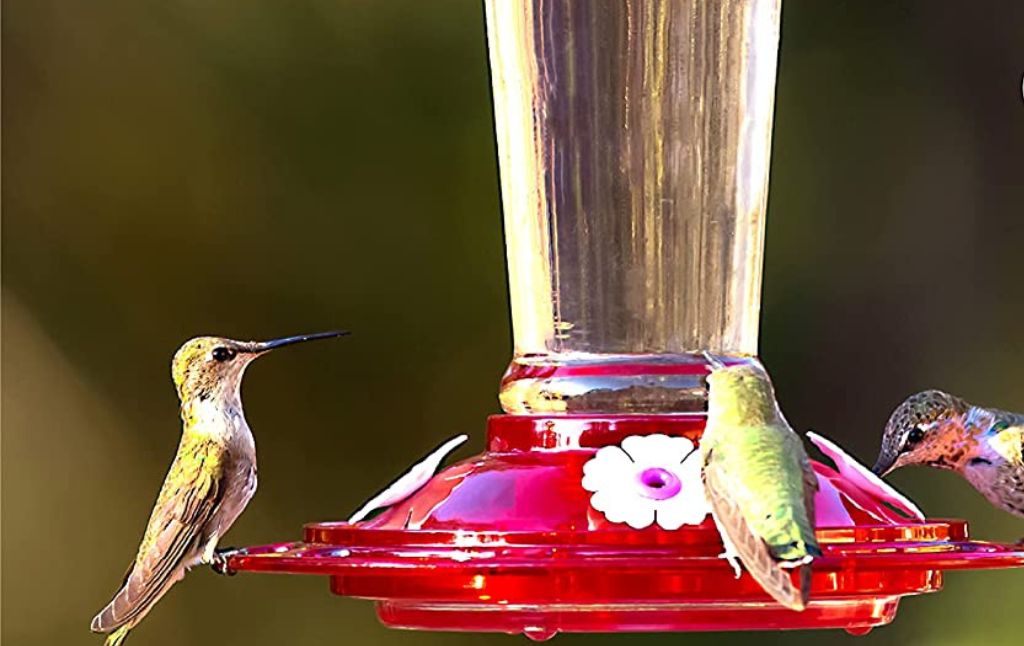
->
[245, 330, 349, 353]
[871, 456, 894, 477]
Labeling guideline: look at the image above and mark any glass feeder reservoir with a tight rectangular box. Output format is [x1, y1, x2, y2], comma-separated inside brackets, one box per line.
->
[230, 0, 1023, 638]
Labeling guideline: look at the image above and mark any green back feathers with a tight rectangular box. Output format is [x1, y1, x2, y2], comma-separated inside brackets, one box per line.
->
[702, 363, 820, 610]
[707, 423, 818, 558]
[705, 364, 782, 431]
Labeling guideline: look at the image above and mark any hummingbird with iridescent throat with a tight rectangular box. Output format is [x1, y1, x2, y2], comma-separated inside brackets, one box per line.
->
[701, 361, 821, 611]
[91, 331, 347, 646]
[873, 390, 1024, 519]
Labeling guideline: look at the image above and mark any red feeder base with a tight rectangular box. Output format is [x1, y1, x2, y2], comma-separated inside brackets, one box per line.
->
[230, 415, 1024, 638]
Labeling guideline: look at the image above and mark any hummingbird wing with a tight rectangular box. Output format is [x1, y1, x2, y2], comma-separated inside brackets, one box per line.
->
[797, 434, 820, 537]
[703, 454, 808, 610]
[987, 421, 1024, 517]
[92, 436, 226, 633]
[702, 428, 819, 611]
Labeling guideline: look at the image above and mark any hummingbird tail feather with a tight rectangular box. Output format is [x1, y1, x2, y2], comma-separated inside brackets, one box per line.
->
[704, 467, 810, 612]
[92, 576, 147, 634]
[777, 554, 814, 568]
[799, 562, 813, 608]
[104, 626, 131, 646]
[93, 537, 191, 634]
[94, 447, 223, 632]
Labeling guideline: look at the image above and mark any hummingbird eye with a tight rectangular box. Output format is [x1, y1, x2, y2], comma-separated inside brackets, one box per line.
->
[211, 347, 236, 362]
[906, 425, 926, 446]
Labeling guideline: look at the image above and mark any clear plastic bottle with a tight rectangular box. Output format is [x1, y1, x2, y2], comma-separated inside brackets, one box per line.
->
[486, 0, 781, 413]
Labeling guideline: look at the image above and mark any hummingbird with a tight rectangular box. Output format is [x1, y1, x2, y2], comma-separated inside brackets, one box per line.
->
[872, 390, 1024, 519]
[700, 361, 821, 611]
[91, 331, 347, 646]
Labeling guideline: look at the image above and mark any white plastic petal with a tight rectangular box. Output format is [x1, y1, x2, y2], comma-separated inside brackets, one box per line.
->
[621, 434, 695, 467]
[674, 448, 705, 483]
[590, 487, 635, 515]
[348, 434, 469, 523]
[654, 458, 711, 529]
[581, 445, 635, 492]
[806, 430, 925, 521]
[619, 502, 658, 530]
[655, 496, 710, 530]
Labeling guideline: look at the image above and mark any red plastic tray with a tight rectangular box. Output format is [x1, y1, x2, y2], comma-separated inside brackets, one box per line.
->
[230, 415, 1023, 638]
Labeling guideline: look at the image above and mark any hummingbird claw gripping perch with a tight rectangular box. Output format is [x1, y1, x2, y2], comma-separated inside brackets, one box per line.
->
[211, 548, 245, 576]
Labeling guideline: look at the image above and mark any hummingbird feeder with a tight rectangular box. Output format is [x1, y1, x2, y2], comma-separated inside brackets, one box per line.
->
[230, 0, 1024, 638]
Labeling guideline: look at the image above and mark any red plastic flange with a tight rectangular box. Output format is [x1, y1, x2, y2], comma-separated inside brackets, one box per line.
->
[230, 415, 1024, 637]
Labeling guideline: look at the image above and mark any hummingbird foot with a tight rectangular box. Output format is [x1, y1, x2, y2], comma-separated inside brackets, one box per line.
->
[709, 511, 743, 578]
[720, 549, 743, 578]
[210, 547, 245, 576]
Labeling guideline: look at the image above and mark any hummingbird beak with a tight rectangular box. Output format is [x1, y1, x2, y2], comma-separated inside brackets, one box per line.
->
[242, 330, 350, 354]
[871, 455, 895, 477]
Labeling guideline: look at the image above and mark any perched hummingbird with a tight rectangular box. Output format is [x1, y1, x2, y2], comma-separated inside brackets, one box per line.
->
[873, 390, 1024, 519]
[91, 331, 347, 646]
[701, 362, 821, 611]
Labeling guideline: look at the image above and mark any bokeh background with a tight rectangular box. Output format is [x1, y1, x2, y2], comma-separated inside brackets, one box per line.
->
[4, 1, 1023, 645]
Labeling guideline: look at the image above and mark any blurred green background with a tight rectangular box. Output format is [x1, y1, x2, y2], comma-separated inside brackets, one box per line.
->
[3, 1, 1023, 645]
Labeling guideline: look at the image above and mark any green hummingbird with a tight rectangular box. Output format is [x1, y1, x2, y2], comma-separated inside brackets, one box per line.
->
[701, 362, 821, 611]
[873, 390, 1024, 519]
[91, 331, 347, 646]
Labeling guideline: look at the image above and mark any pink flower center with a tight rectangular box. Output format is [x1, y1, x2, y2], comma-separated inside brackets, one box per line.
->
[636, 467, 682, 500]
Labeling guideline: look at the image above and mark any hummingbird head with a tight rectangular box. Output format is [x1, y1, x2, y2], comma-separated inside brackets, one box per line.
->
[872, 390, 970, 476]
[171, 331, 348, 403]
[705, 362, 782, 427]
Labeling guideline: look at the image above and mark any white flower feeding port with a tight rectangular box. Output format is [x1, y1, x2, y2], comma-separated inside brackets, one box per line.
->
[582, 435, 710, 530]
